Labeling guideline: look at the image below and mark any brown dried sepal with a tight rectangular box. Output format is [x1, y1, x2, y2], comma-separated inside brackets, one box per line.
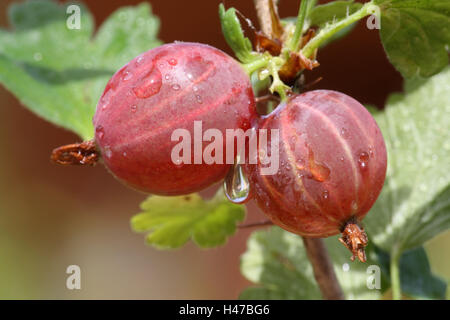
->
[51, 140, 99, 166]
[279, 51, 320, 84]
[339, 218, 368, 262]
[255, 31, 282, 56]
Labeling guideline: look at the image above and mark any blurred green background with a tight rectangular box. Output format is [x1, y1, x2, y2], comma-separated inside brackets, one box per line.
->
[0, 0, 448, 299]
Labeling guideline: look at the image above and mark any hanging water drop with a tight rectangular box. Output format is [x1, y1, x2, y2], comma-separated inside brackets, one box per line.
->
[224, 162, 251, 204]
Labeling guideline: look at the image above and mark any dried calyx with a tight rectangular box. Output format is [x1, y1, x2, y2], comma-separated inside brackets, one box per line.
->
[51, 140, 99, 166]
[339, 218, 368, 263]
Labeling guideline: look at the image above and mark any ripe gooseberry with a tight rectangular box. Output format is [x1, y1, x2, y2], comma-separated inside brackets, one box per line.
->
[243, 90, 387, 261]
[92, 42, 257, 195]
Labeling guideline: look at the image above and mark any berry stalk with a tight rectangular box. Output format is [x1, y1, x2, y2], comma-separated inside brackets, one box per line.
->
[302, 237, 345, 300]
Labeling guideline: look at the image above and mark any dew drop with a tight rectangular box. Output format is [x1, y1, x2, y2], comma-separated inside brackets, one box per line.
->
[224, 162, 251, 204]
[104, 146, 112, 158]
[322, 190, 329, 199]
[307, 147, 330, 182]
[131, 105, 137, 113]
[132, 66, 162, 99]
[340, 127, 348, 137]
[123, 71, 133, 81]
[164, 74, 170, 80]
[193, 86, 199, 92]
[96, 126, 105, 139]
[136, 55, 144, 65]
[100, 88, 113, 109]
[358, 151, 370, 170]
[351, 200, 358, 212]
[368, 146, 374, 157]
[122, 151, 127, 157]
[168, 58, 177, 66]
[171, 84, 181, 91]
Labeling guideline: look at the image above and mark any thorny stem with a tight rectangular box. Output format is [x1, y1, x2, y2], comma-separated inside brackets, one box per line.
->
[302, 237, 345, 300]
[301, 1, 376, 58]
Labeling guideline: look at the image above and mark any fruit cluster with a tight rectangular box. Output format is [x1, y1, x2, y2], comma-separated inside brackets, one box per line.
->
[53, 41, 387, 261]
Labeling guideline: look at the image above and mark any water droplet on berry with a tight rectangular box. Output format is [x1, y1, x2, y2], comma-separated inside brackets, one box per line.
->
[368, 146, 374, 157]
[131, 105, 137, 113]
[96, 126, 105, 139]
[136, 55, 144, 65]
[195, 95, 203, 104]
[358, 151, 370, 170]
[340, 127, 348, 137]
[168, 58, 177, 66]
[164, 74, 170, 80]
[351, 200, 358, 212]
[132, 67, 162, 99]
[307, 147, 330, 182]
[224, 162, 251, 204]
[171, 84, 181, 91]
[322, 190, 329, 199]
[123, 71, 133, 81]
[193, 86, 199, 92]
[104, 146, 113, 158]
[122, 151, 127, 157]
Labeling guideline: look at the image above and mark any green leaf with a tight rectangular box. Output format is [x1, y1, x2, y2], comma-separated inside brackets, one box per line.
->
[240, 227, 382, 300]
[308, 0, 363, 48]
[376, 246, 447, 299]
[365, 67, 450, 254]
[219, 4, 257, 64]
[376, 0, 450, 79]
[131, 189, 245, 249]
[0, 0, 161, 140]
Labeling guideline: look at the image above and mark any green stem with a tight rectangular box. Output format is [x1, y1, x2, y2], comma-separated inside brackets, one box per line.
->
[288, 0, 310, 52]
[241, 55, 270, 75]
[390, 248, 402, 300]
[301, 1, 376, 58]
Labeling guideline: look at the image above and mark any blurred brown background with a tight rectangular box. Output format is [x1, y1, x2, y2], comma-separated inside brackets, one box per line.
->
[0, 0, 448, 299]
